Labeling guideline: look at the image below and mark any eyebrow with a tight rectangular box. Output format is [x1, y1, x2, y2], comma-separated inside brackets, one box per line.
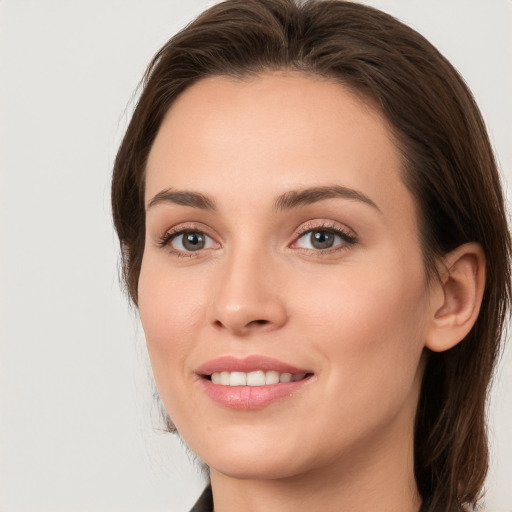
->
[273, 185, 381, 212]
[147, 185, 380, 213]
[147, 189, 217, 211]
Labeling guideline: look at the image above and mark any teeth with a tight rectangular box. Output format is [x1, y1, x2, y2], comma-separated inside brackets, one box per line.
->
[246, 370, 265, 386]
[209, 370, 308, 386]
[229, 372, 247, 386]
[265, 370, 280, 385]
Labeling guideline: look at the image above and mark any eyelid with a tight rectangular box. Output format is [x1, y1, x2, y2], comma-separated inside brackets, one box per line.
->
[290, 220, 358, 251]
[156, 222, 221, 253]
[154, 219, 356, 255]
[292, 219, 357, 240]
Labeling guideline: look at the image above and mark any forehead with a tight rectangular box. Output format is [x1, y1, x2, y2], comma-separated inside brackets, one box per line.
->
[145, 72, 415, 225]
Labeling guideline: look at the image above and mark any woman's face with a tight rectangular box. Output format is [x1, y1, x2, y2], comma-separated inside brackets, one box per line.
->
[139, 73, 435, 480]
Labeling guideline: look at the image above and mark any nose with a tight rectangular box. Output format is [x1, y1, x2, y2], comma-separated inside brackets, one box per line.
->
[207, 249, 288, 336]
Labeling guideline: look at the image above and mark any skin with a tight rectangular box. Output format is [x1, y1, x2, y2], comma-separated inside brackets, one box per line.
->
[138, 73, 484, 512]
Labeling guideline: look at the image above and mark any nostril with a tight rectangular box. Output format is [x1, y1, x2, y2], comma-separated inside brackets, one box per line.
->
[212, 318, 268, 330]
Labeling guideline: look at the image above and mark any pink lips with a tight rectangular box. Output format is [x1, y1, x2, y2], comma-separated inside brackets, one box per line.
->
[197, 355, 308, 375]
[197, 355, 313, 410]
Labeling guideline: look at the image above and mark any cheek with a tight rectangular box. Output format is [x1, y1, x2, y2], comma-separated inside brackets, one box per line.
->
[138, 261, 215, 434]
[301, 256, 427, 332]
[137, 256, 204, 385]
[296, 256, 429, 403]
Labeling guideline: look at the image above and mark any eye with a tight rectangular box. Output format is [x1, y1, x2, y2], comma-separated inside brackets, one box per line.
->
[293, 227, 356, 251]
[168, 231, 216, 252]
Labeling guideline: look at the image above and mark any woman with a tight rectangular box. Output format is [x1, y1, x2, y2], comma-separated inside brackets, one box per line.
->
[111, 1, 511, 511]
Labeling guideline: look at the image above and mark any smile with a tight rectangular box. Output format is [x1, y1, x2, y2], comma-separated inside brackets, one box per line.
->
[197, 355, 314, 409]
[209, 370, 307, 386]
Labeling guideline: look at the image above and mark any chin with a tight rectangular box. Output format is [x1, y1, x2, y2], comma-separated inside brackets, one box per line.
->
[186, 430, 310, 481]
[208, 454, 306, 481]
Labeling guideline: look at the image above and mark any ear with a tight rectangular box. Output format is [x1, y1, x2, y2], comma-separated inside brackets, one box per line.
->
[425, 243, 486, 352]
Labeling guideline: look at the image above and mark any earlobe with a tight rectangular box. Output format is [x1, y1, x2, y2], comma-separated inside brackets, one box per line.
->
[425, 243, 486, 353]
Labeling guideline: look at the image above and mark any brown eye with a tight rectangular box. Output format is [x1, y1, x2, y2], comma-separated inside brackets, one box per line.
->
[171, 231, 213, 252]
[295, 230, 341, 250]
[293, 226, 356, 252]
[310, 231, 335, 249]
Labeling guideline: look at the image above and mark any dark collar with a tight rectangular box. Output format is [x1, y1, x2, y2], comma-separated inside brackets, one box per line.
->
[189, 485, 213, 512]
[189, 484, 433, 511]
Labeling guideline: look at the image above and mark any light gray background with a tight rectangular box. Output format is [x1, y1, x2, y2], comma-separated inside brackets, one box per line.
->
[0, 1, 510, 511]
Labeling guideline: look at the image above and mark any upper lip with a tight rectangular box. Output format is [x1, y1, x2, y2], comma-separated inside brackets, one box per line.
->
[196, 355, 311, 376]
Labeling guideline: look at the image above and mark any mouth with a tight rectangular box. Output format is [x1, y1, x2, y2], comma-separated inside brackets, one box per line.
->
[206, 370, 311, 386]
[196, 355, 314, 409]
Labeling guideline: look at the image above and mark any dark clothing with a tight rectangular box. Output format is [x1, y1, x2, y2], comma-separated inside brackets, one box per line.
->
[189, 484, 432, 511]
[189, 486, 213, 512]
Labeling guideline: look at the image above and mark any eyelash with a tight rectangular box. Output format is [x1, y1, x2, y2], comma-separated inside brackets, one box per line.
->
[157, 225, 216, 258]
[292, 222, 357, 254]
[157, 221, 357, 257]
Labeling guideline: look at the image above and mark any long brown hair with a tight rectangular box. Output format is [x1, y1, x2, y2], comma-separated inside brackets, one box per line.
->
[111, 1, 511, 510]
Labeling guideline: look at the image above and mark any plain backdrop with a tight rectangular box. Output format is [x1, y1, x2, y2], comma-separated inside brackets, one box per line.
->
[0, 1, 511, 511]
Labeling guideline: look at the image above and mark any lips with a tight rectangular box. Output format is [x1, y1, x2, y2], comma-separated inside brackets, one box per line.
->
[197, 354, 310, 375]
[196, 355, 314, 409]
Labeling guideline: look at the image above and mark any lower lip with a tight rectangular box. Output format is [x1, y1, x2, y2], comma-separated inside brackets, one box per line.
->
[200, 376, 312, 409]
